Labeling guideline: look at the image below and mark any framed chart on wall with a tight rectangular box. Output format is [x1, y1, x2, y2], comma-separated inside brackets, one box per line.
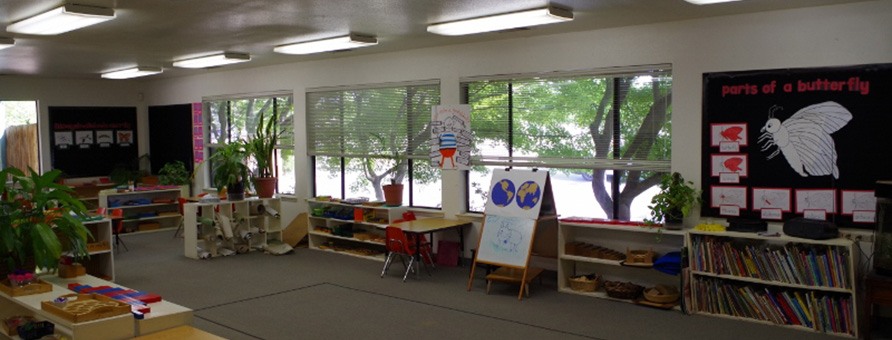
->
[700, 63, 892, 228]
[49, 106, 138, 177]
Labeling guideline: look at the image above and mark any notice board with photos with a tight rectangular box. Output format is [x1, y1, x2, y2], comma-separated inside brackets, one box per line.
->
[700, 63, 892, 229]
[49, 106, 138, 177]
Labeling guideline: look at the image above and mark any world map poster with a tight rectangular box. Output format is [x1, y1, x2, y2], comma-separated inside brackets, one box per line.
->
[484, 168, 549, 220]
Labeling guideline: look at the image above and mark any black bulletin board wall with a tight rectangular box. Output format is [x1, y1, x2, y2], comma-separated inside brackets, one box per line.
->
[700, 63, 892, 229]
[148, 104, 193, 174]
[49, 106, 138, 177]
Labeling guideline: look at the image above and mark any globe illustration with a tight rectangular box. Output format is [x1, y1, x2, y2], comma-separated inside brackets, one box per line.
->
[515, 181, 541, 210]
[490, 179, 516, 207]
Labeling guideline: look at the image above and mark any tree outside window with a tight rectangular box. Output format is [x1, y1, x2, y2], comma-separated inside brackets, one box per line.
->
[463, 66, 672, 221]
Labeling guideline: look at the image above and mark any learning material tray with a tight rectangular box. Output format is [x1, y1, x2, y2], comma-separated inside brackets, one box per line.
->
[41, 293, 130, 323]
[0, 278, 52, 297]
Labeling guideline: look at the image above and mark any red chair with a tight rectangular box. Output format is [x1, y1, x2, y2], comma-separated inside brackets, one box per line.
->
[380, 226, 431, 282]
[109, 208, 128, 252]
[400, 212, 435, 267]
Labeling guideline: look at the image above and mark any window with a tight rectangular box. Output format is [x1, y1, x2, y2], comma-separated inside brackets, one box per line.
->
[307, 81, 441, 208]
[0, 101, 40, 173]
[462, 65, 672, 221]
[205, 94, 295, 194]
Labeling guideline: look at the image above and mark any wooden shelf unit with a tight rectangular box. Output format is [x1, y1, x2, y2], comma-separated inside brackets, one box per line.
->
[557, 221, 684, 309]
[306, 199, 407, 262]
[686, 230, 859, 338]
[77, 218, 115, 281]
[183, 198, 284, 259]
[99, 186, 188, 234]
[0, 274, 193, 339]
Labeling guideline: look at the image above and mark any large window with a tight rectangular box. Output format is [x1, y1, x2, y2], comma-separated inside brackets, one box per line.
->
[463, 65, 672, 221]
[307, 81, 441, 208]
[205, 94, 295, 194]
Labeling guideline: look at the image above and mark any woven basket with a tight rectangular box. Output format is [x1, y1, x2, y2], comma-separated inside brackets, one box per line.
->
[568, 275, 601, 292]
[603, 281, 644, 300]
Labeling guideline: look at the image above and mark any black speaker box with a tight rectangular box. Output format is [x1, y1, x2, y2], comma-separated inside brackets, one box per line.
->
[783, 217, 839, 240]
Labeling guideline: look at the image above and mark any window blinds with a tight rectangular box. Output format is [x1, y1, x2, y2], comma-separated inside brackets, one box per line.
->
[306, 81, 440, 159]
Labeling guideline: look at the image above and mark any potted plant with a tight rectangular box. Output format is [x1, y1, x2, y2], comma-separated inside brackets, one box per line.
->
[209, 141, 250, 201]
[382, 178, 404, 206]
[645, 172, 701, 230]
[246, 109, 284, 198]
[0, 168, 92, 277]
[158, 161, 191, 186]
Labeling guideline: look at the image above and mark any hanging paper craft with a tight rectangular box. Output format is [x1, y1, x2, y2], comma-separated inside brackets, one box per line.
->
[430, 105, 471, 170]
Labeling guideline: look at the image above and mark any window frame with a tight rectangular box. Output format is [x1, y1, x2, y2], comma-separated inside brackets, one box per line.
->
[461, 65, 672, 220]
[204, 91, 295, 195]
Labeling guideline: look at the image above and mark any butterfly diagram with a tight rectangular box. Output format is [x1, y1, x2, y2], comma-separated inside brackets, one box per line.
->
[758, 101, 852, 179]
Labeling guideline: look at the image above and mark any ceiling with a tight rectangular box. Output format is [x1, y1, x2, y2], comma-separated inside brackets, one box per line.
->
[0, 0, 868, 80]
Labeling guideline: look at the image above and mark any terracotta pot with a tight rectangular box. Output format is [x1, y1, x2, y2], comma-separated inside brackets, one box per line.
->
[254, 177, 277, 198]
[382, 184, 404, 206]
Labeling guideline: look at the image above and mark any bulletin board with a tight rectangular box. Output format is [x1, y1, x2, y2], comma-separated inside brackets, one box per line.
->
[148, 104, 193, 173]
[49, 106, 138, 177]
[700, 63, 892, 228]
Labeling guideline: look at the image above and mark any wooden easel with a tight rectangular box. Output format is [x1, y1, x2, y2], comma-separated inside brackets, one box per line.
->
[466, 168, 555, 300]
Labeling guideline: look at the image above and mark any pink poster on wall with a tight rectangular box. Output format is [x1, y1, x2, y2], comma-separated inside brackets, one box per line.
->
[192, 102, 204, 164]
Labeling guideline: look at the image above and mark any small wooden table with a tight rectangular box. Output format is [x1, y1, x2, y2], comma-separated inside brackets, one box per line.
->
[390, 218, 472, 266]
[485, 267, 544, 298]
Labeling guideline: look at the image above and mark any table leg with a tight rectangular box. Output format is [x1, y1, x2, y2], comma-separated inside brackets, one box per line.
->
[458, 226, 465, 266]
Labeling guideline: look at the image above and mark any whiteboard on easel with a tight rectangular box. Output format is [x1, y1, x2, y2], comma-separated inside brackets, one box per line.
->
[476, 215, 536, 268]
[484, 168, 549, 220]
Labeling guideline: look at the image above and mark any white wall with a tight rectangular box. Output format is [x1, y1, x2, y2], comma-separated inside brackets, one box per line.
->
[0, 76, 145, 174]
[3, 1, 890, 254]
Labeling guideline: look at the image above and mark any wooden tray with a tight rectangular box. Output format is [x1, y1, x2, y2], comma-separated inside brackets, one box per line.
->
[41, 293, 130, 323]
[0, 278, 52, 297]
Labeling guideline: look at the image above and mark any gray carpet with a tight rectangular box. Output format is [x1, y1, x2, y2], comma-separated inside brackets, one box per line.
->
[114, 230, 853, 340]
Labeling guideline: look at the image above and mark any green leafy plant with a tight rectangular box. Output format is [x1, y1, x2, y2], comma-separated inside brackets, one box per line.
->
[158, 161, 191, 186]
[246, 109, 284, 179]
[0, 168, 92, 273]
[645, 172, 701, 225]
[208, 141, 250, 194]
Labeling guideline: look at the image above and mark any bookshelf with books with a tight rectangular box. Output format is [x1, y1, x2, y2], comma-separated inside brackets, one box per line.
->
[686, 230, 858, 337]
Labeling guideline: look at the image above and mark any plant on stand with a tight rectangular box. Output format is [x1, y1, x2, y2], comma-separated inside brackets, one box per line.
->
[209, 141, 250, 201]
[645, 172, 701, 231]
[159, 160, 192, 186]
[247, 109, 284, 198]
[0, 168, 91, 281]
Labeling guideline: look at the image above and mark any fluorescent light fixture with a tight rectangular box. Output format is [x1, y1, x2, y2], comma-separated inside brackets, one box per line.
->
[0, 37, 14, 50]
[274, 34, 378, 55]
[101, 66, 163, 79]
[684, 0, 741, 4]
[172, 52, 251, 69]
[427, 6, 573, 36]
[6, 4, 115, 35]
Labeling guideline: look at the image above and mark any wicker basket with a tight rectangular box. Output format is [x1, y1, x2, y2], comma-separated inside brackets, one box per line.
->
[603, 281, 644, 300]
[568, 275, 601, 292]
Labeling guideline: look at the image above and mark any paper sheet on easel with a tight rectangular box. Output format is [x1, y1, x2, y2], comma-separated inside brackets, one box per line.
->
[476, 215, 536, 268]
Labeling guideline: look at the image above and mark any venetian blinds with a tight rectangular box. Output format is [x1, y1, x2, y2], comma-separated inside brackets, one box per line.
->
[306, 80, 440, 159]
[460, 64, 672, 172]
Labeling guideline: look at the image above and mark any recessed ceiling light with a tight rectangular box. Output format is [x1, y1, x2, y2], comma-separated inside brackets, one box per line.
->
[0, 37, 14, 50]
[684, 0, 742, 5]
[6, 4, 115, 35]
[427, 6, 573, 36]
[101, 66, 163, 79]
[274, 34, 378, 55]
[172, 52, 251, 69]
